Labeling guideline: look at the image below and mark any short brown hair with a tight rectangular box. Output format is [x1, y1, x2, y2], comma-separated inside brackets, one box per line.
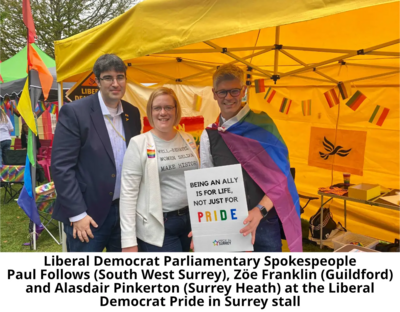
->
[213, 64, 245, 89]
[146, 87, 182, 127]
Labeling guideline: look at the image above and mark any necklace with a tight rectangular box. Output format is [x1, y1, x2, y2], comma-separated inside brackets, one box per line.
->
[105, 115, 125, 142]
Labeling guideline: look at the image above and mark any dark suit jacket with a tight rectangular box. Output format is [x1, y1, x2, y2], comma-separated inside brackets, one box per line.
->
[51, 93, 141, 226]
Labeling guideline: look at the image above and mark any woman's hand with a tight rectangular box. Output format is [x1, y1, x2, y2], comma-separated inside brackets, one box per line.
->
[122, 246, 138, 252]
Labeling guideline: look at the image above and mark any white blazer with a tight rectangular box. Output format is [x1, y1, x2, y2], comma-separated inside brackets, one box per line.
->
[120, 130, 199, 248]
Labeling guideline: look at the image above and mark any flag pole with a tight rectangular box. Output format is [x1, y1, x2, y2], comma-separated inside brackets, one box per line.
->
[27, 23, 38, 251]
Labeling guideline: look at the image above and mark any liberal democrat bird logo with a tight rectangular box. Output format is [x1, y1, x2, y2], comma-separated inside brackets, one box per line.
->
[319, 137, 352, 160]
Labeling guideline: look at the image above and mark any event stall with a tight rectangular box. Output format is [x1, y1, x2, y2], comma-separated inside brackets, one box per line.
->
[54, 0, 399, 242]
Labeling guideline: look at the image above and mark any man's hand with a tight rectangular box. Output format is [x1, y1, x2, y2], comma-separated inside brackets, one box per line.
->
[188, 231, 194, 251]
[122, 246, 138, 252]
[72, 215, 98, 243]
[240, 208, 263, 245]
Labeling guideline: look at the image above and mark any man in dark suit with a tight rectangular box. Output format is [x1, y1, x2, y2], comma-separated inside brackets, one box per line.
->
[52, 54, 141, 252]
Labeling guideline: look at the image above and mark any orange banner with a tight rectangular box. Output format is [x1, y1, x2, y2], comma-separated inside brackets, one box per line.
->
[308, 127, 367, 176]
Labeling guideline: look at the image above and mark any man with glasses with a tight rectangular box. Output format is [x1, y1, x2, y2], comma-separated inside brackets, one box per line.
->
[52, 54, 141, 252]
[199, 64, 302, 252]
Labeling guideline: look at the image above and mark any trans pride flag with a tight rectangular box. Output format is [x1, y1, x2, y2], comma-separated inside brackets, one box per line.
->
[208, 110, 302, 252]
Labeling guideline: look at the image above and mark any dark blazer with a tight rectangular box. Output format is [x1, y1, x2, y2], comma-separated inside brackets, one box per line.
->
[51, 93, 141, 226]
[21, 133, 41, 150]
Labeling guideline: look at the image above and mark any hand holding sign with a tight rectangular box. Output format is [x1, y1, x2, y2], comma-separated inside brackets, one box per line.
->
[185, 164, 253, 252]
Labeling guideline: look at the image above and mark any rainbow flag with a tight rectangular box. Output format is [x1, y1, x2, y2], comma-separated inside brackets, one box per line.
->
[338, 82, 349, 100]
[208, 110, 302, 252]
[279, 98, 292, 114]
[346, 91, 366, 111]
[38, 101, 47, 112]
[143, 116, 204, 146]
[49, 103, 58, 114]
[147, 149, 155, 158]
[301, 100, 311, 116]
[264, 87, 276, 103]
[254, 79, 265, 93]
[324, 88, 340, 108]
[193, 94, 202, 111]
[369, 105, 390, 127]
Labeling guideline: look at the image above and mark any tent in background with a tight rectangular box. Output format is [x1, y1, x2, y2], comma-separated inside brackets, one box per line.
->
[0, 67, 74, 102]
[0, 44, 55, 83]
[54, 0, 399, 242]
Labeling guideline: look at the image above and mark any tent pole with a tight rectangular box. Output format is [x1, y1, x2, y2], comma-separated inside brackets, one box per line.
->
[345, 63, 400, 70]
[57, 82, 63, 110]
[180, 59, 217, 68]
[280, 49, 338, 83]
[204, 41, 272, 78]
[274, 27, 280, 76]
[155, 46, 275, 54]
[281, 39, 400, 78]
[344, 70, 400, 83]
[130, 65, 176, 81]
[180, 47, 274, 82]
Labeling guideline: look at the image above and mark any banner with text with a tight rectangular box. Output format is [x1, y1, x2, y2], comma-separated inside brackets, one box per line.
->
[185, 164, 252, 252]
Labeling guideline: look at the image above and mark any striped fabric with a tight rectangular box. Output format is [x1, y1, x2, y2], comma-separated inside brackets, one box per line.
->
[338, 82, 349, 100]
[254, 79, 265, 93]
[301, 100, 311, 116]
[264, 87, 276, 103]
[207, 110, 302, 252]
[324, 88, 340, 108]
[346, 91, 366, 111]
[279, 98, 292, 114]
[193, 94, 202, 111]
[369, 105, 390, 127]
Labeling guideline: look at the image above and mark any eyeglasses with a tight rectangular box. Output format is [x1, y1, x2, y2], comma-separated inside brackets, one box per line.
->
[99, 75, 126, 84]
[214, 87, 243, 99]
[152, 105, 176, 112]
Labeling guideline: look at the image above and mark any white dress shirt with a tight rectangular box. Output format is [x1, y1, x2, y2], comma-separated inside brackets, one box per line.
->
[199, 104, 250, 168]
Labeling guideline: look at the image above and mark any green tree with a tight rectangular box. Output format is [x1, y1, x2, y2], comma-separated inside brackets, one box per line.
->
[0, 0, 136, 61]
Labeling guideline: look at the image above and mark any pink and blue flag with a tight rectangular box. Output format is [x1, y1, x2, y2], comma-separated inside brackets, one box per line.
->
[208, 110, 302, 252]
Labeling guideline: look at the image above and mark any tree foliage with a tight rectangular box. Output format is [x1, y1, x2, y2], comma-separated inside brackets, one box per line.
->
[0, 0, 136, 61]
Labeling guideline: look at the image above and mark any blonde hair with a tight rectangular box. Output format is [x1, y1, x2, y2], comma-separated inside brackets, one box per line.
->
[213, 64, 245, 89]
[146, 87, 182, 127]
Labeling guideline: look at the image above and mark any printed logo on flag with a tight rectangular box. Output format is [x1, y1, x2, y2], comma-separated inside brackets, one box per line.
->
[308, 127, 367, 176]
[319, 137, 351, 160]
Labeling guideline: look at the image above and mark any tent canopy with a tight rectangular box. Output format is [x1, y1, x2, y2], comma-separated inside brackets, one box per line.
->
[0, 44, 55, 83]
[0, 67, 74, 102]
[55, 0, 399, 86]
[54, 0, 399, 242]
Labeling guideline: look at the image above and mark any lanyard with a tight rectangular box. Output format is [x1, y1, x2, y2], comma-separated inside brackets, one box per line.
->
[105, 115, 125, 142]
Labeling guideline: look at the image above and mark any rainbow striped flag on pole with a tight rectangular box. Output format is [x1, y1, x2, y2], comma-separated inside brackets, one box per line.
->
[264, 87, 276, 103]
[346, 91, 366, 111]
[49, 103, 58, 114]
[301, 100, 311, 116]
[254, 79, 265, 93]
[369, 105, 390, 127]
[279, 98, 292, 114]
[324, 88, 340, 108]
[338, 82, 349, 100]
[193, 94, 202, 111]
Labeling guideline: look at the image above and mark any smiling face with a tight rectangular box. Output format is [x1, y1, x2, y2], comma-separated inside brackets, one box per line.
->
[151, 94, 177, 136]
[95, 69, 126, 107]
[213, 78, 246, 120]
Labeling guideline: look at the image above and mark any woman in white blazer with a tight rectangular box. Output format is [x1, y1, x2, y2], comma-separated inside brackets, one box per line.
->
[120, 87, 199, 252]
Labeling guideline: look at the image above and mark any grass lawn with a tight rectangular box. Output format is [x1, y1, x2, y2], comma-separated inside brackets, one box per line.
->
[0, 185, 332, 253]
[0, 184, 62, 252]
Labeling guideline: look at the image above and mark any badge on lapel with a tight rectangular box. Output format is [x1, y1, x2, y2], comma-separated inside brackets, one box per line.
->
[147, 143, 155, 158]
[187, 139, 196, 150]
[125, 113, 129, 121]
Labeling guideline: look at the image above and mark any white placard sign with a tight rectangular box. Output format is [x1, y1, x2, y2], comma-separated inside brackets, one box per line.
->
[185, 164, 253, 252]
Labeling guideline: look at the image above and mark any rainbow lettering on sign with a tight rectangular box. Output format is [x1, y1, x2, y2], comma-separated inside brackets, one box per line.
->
[197, 209, 237, 222]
